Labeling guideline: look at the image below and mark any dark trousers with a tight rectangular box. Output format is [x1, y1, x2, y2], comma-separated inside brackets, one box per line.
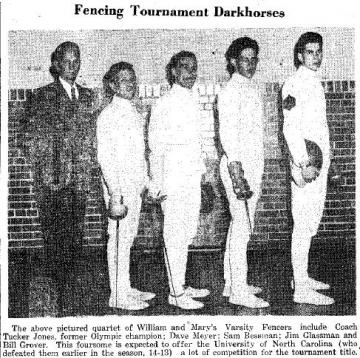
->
[36, 185, 86, 278]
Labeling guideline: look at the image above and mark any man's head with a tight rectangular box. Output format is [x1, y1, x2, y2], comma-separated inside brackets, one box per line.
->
[51, 41, 81, 85]
[225, 37, 259, 79]
[294, 32, 323, 71]
[166, 51, 197, 89]
[103, 62, 137, 100]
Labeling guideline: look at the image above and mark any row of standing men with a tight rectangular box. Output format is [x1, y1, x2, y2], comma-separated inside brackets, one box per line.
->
[25, 32, 335, 314]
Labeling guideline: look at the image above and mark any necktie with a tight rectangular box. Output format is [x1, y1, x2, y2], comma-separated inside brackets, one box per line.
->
[71, 86, 76, 102]
[70, 86, 77, 183]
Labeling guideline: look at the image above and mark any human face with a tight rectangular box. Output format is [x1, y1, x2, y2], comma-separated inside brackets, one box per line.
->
[172, 56, 197, 89]
[56, 48, 80, 85]
[111, 69, 137, 100]
[298, 42, 323, 71]
[232, 47, 258, 79]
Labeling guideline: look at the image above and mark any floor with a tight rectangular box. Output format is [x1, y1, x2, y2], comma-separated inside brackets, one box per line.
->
[8, 238, 356, 317]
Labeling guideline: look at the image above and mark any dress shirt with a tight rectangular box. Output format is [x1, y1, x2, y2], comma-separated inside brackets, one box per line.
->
[59, 76, 79, 100]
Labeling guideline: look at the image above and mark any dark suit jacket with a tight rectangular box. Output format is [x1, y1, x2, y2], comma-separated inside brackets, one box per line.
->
[25, 80, 97, 194]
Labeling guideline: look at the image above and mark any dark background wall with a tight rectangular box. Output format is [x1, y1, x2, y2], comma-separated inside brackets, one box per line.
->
[8, 79, 355, 250]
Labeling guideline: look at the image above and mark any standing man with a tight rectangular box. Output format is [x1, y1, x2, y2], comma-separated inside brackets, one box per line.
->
[218, 37, 269, 308]
[148, 51, 210, 310]
[97, 62, 155, 310]
[282, 32, 334, 305]
[25, 41, 96, 314]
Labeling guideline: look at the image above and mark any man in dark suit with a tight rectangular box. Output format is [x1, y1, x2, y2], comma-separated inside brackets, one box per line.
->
[25, 41, 96, 314]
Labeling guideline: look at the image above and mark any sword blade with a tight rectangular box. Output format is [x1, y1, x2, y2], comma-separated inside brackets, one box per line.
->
[115, 219, 120, 306]
[244, 199, 252, 234]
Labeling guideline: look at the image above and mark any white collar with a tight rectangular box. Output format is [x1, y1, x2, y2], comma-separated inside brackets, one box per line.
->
[298, 65, 320, 79]
[172, 83, 196, 96]
[59, 77, 79, 99]
[111, 95, 132, 107]
[230, 72, 252, 85]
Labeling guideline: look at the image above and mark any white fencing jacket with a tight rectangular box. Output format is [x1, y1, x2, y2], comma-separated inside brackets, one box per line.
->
[282, 65, 330, 170]
[148, 84, 205, 195]
[97, 96, 147, 198]
[218, 73, 264, 180]
[148, 83, 205, 295]
[282, 65, 330, 237]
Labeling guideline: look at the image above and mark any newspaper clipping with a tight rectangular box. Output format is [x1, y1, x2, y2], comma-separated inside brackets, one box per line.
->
[1, 0, 358, 357]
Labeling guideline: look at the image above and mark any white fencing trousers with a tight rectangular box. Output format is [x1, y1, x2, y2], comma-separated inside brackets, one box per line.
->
[220, 156, 262, 298]
[104, 186, 142, 307]
[291, 161, 329, 285]
[162, 173, 201, 296]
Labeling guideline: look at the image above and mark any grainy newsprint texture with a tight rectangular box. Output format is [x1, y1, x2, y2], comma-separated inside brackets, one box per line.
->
[1, 1, 358, 357]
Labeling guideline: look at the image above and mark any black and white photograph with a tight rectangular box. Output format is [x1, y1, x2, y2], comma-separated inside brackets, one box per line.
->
[6, 27, 355, 317]
[1, 0, 358, 357]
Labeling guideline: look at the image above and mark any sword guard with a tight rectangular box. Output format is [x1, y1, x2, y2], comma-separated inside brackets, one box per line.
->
[236, 190, 253, 200]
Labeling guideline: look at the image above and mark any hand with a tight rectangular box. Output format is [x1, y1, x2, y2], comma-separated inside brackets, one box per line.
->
[109, 194, 128, 220]
[329, 159, 341, 180]
[328, 160, 343, 189]
[301, 165, 320, 183]
[201, 173, 211, 185]
[141, 187, 167, 204]
[282, 94, 296, 111]
[228, 161, 253, 200]
[234, 178, 253, 200]
[133, 99, 151, 118]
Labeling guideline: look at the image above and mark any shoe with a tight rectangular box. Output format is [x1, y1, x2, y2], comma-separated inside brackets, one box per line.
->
[229, 293, 269, 308]
[294, 288, 334, 305]
[306, 278, 330, 290]
[291, 278, 330, 291]
[223, 285, 262, 297]
[184, 286, 210, 298]
[109, 296, 149, 310]
[129, 288, 156, 301]
[168, 294, 204, 310]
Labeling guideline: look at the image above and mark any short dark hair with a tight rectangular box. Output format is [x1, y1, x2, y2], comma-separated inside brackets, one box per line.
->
[225, 37, 259, 75]
[49, 41, 80, 79]
[166, 51, 197, 86]
[294, 32, 323, 68]
[103, 62, 135, 100]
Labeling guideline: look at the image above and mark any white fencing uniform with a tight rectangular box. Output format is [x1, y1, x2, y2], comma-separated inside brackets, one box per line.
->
[218, 73, 264, 299]
[149, 84, 205, 296]
[97, 96, 147, 307]
[282, 65, 330, 286]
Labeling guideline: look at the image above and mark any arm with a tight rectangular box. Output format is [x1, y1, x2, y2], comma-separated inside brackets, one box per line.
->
[282, 82, 309, 167]
[148, 102, 166, 195]
[75, 90, 99, 192]
[23, 90, 48, 164]
[218, 89, 252, 199]
[22, 92, 36, 159]
[24, 88, 59, 189]
[218, 90, 244, 164]
[97, 109, 123, 196]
